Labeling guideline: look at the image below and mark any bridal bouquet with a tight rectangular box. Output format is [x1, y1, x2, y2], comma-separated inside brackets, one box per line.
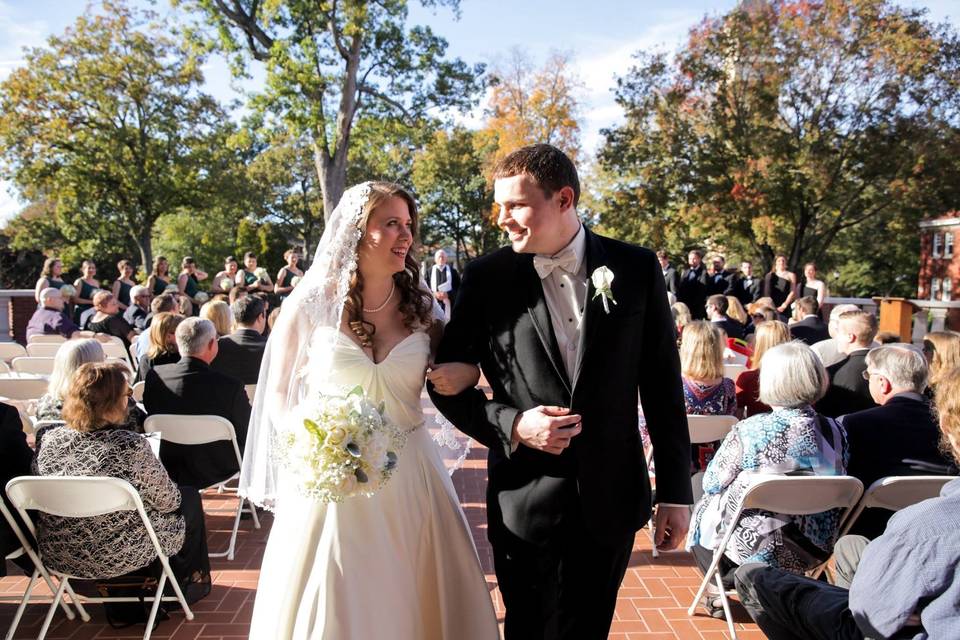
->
[274, 385, 405, 503]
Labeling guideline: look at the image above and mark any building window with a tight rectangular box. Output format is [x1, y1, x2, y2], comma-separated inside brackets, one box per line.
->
[932, 277, 941, 301]
[933, 233, 943, 258]
[945, 278, 953, 302]
[946, 233, 954, 259]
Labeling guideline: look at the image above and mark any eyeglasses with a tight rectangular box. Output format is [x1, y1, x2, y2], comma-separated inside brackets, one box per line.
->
[861, 370, 881, 381]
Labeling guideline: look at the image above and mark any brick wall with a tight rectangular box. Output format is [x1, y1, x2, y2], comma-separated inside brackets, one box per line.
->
[10, 296, 34, 344]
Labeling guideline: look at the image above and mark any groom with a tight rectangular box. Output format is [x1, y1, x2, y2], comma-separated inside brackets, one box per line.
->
[429, 144, 693, 639]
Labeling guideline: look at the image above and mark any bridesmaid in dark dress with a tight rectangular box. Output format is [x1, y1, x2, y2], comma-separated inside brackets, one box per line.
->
[798, 262, 828, 310]
[111, 259, 137, 311]
[211, 256, 240, 295]
[762, 255, 797, 318]
[34, 257, 66, 303]
[147, 256, 173, 297]
[237, 251, 273, 293]
[72, 260, 101, 325]
[274, 249, 304, 303]
[177, 256, 208, 315]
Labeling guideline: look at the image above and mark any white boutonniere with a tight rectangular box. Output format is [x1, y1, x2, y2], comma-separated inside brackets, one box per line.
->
[591, 266, 617, 314]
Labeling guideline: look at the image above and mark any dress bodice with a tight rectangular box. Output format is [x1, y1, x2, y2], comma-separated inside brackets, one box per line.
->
[306, 327, 430, 430]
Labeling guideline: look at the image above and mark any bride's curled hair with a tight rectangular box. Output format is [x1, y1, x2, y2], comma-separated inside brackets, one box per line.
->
[346, 182, 433, 348]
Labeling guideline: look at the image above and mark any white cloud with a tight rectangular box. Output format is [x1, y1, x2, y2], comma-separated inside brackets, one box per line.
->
[0, 180, 24, 228]
[0, 1, 48, 81]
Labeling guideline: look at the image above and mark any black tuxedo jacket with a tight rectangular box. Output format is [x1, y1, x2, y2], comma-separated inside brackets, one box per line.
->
[817, 350, 876, 418]
[211, 328, 268, 384]
[678, 265, 709, 319]
[840, 393, 955, 538]
[429, 230, 692, 545]
[790, 316, 830, 346]
[727, 274, 760, 307]
[712, 316, 745, 341]
[662, 265, 680, 297]
[143, 357, 251, 489]
[431, 264, 461, 307]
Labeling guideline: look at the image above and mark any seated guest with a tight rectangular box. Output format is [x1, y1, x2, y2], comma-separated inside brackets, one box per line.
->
[725, 295, 749, 327]
[681, 321, 737, 472]
[200, 299, 233, 337]
[745, 302, 778, 339]
[136, 312, 183, 384]
[0, 401, 34, 577]
[134, 293, 178, 361]
[811, 303, 861, 367]
[735, 320, 791, 418]
[34, 362, 210, 599]
[875, 331, 901, 344]
[87, 291, 137, 349]
[734, 367, 960, 640]
[817, 310, 878, 418]
[211, 296, 267, 384]
[687, 342, 847, 616]
[228, 285, 248, 306]
[839, 344, 954, 539]
[26, 287, 79, 340]
[788, 296, 829, 345]
[672, 302, 693, 345]
[122, 285, 151, 331]
[143, 318, 251, 489]
[705, 294, 745, 340]
[923, 330, 960, 395]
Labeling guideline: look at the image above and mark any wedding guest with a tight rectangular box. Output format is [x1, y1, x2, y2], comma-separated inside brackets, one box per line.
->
[147, 256, 173, 297]
[26, 288, 79, 340]
[237, 251, 272, 293]
[87, 291, 136, 349]
[0, 401, 33, 577]
[133, 293, 178, 361]
[177, 257, 207, 312]
[763, 255, 797, 318]
[923, 331, 960, 394]
[687, 342, 847, 616]
[228, 285, 248, 306]
[725, 296, 749, 327]
[200, 300, 233, 337]
[789, 296, 830, 345]
[34, 257, 65, 303]
[735, 321, 791, 418]
[672, 301, 693, 345]
[122, 285, 151, 331]
[706, 255, 730, 296]
[679, 249, 710, 319]
[266, 306, 281, 336]
[817, 310, 878, 418]
[681, 321, 737, 472]
[811, 303, 861, 367]
[429, 249, 460, 321]
[177, 294, 194, 318]
[210, 256, 240, 295]
[875, 331, 901, 344]
[798, 262, 828, 310]
[658, 250, 680, 297]
[35, 338, 105, 423]
[33, 362, 210, 600]
[136, 312, 183, 384]
[728, 260, 761, 307]
[71, 259, 100, 324]
[111, 259, 137, 311]
[211, 296, 267, 384]
[274, 249, 304, 302]
[705, 294, 745, 340]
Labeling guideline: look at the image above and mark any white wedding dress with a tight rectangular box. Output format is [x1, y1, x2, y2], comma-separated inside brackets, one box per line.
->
[249, 327, 499, 639]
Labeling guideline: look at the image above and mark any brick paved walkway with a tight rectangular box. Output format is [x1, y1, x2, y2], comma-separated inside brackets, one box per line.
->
[1, 395, 764, 639]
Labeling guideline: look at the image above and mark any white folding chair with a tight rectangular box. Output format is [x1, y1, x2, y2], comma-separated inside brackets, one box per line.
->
[687, 475, 864, 639]
[839, 475, 952, 537]
[0, 342, 28, 363]
[143, 414, 260, 560]
[0, 360, 9, 374]
[131, 380, 146, 403]
[723, 363, 747, 381]
[27, 335, 67, 345]
[5, 476, 194, 640]
[0, 377, 49, 401]
[11, 357, 56, 376]
[129, 343, 140, 371]
[0, 487, 85, 640]
[26, 343, 61, 358]
[244, 384, 257, 403]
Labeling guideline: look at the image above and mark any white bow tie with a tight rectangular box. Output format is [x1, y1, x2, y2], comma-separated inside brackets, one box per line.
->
[533, 252, 577, 279]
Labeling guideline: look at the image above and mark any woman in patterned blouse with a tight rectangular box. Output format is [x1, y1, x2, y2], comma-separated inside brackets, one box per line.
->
[687, 342, 848, 614]
[34, 362, 210, 598]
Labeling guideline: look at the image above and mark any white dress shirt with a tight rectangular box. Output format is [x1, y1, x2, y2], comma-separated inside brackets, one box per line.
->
[536, 224, 588, 383]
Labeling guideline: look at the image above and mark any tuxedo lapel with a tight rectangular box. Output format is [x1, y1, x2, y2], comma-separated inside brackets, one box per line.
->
[520, 255, 571, 394]
[572, 229, 607, 392]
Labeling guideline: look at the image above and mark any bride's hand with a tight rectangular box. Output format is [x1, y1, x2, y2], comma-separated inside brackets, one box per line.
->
[427, 362, 480, 396]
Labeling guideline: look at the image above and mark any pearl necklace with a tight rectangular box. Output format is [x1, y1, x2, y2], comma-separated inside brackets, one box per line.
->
[363, 281, 396, 313]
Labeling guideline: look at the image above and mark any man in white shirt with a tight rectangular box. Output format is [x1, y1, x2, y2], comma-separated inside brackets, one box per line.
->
[429, 249, 459, 321]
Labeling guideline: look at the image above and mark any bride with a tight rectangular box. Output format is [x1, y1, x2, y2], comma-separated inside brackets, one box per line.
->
[240, 182, 499, 639]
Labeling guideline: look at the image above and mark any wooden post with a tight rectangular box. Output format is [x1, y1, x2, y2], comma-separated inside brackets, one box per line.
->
[875, 298, 917, 342]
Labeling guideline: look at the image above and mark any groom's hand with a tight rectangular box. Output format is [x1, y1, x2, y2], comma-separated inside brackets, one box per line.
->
[654, 505, 690, 551]
[512, 406, 582, 455]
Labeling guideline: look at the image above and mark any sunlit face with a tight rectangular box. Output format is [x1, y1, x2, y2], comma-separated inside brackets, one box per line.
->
[804, 264, 817, 280]
[157, 259, 168, 275]
[688, 252, 702, 268]
[46, 292, 65, 311]
[122, 264, 133, 279]
[658, 256, 669, 269]
[225, 261, 238, 276]
[495, 174, 571, 255]
[775, 256, 788, 271]
[741, 262, 753, 276]
[82, 262, 97, 279]
[358, 195, 414, 276]
[101, 296, 119, 315]
[287, 253, 300, 268]
[245, 257, 257, 271]
[52, 261, 63, 277]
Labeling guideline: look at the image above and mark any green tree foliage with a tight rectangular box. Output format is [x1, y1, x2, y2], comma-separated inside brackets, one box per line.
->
[176, 0, 484, 218]
[597, 0, 960, 294]
[0, 2, 239, 269]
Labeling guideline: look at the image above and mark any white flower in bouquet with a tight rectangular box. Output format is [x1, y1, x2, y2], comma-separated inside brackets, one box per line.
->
[220, 278, 234, 291]
[254, 267, 268, 280]
[193, 291, 209, 303]
[273, 385, 406, 503]
[164, 283, 179, 293]
[290, 276, 302, 287]
[59, 284, 77, 299]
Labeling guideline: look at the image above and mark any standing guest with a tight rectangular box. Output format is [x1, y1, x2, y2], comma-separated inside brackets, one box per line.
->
[817, 310, 879, 418]
[177, 257, 207, 313]
[688, 342, 847, 616]
[34, 257, 65, 303]
[705, 294, 745, 340]
[210, 256, 240, 295]
[0, 401, 33, 577]
[274, 249, 304, 302]
[706, 256, 730, 296]
[679, 249, 710, 319]
[122, 285, 151, 331]
[728, 260, 761, 308]
[681, 321, 738, 472]
[763, 255, 797, 318]
[200, 300, 233, 337]
[143, 318, 250, 489]
[147, 256, 172, 297]
[811, 303, 862, 367]
[71, 259, 100, 324]
[237, 251, 272, 293]
[211, 295, 267, 384]
[923, 330, 960, 394]
[34, 362, 210, 602]
[26, 288, 79, 340]
[725, 296, 749, 327]
[87, 291, 137, 349]
[798, 262, 828, 310]
[133, 293, 179, 361]
[111, 259, 137, 311]
[735, 321, 791, 418]
[136, 312, 183, 384]
[789, 296, 830, 345]
[429, 249, 460, 321]
[658, 250, 681, 298]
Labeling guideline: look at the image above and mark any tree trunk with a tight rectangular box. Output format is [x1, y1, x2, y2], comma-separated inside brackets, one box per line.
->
[137, 226, 153, 273]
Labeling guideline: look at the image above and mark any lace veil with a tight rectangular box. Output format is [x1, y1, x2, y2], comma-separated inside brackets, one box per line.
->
[239, 182, 470, 510]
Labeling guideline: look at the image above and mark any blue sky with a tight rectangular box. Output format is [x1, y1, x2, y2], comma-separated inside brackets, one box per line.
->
[0, 0, 956, 225]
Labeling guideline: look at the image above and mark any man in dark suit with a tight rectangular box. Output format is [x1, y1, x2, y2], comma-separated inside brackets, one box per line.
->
[211, 295, 267, 384]
[429, 249, 460, 320]
[789, 296, 831, 345]
[679, 249, 709, 319]
[726, 260, 761, 308]
[144, 317, 251, 489]
[839, 344, 954, 538]
[428, 145, 692, 640]
[657, 250, 680, 298]
[706, 256, 730, 296]
[817, 310, 878, 418]
[705, 294, 745, 340]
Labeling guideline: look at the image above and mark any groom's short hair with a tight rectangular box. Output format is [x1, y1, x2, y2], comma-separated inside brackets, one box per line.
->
[493, 144, 580, 207]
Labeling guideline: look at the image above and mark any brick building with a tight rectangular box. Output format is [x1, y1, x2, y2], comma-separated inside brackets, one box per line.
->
[919, 212, 960, 331]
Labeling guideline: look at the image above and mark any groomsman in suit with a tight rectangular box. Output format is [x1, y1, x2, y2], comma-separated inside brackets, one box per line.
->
[657, 250, 680, 298]
[429, 249, 460, 321]
[706, 294, 745, 340]
[429, 144, 692, 640]
[727, 260, 761, 307]
[789, 296, 831, 345]
[679, 249, 709, 319]
[817, 310, 878, 418]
